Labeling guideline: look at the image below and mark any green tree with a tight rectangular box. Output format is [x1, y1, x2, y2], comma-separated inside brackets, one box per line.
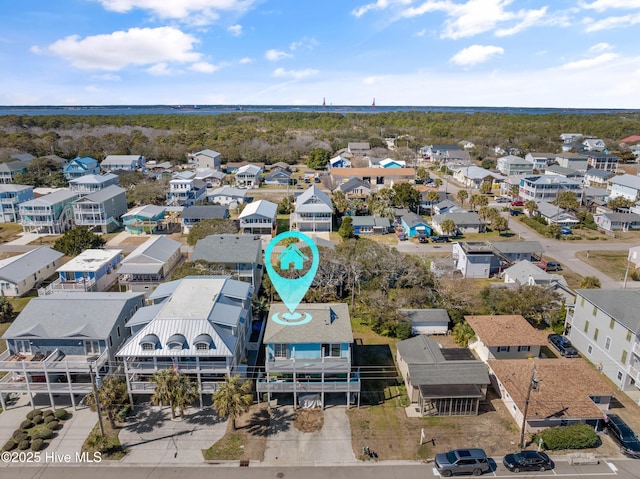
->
[212, 375, 253, 431]
[0, 297, 15, 323]
[187, 219, 239, 246]
[480, 181, 493, 195]
[480, 285, 562, 325]
[338, 216, 354, 239]
[426, 190, 440, 213]
[433, 178, 443, 188]
[547, 222, 561, 239]
[456, 189, 468, 207]
[492, 215, 509, 235]
[475, 194, 489, 209]
[151, 369, 199, 420]
[277, 195, 295, 214]
[524, 200, 538, 216]
[608, 196, 634, 210]
[580, 276, 601, 289]
[509, 185, 520, 198]
[452, 321, 476, 347]
[469, 193, 484, 211]
[440, 218, 457, 236]
[307, 147, 331, 170]
[555, 191, 580, 211]
[391, 183, 421, 210]
[53, 226, 106, 256]
[416, 166, 429, 182]
[85, 377, 128, 428]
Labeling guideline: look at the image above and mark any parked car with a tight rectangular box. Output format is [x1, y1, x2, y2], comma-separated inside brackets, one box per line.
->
[511, 199, 525, 207]
[313, 177, 320, 183]
[495, 196, 510, 203]
[397, 232, 408, 241]
[431, 235, 450, 243]
[605, 414, 640, 459]
[417, 234, 429, 243]
[545, 261, 562, 271]
[547, 334, 579, 358]
[509, 209, 523, 216]
[560, 227, 572, 235]
[503, 451, 552, 472]
[435, 449, 490, 477]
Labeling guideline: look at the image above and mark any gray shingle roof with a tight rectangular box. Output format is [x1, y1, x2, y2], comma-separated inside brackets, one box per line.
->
[0, 246, 63, 284]
[432, 212, 482, 225]
[338, 177, 372, 193]
[74, 184, 125, 203]
[398, 309, 450, 324]
[263, 303, 353, 344]
[350, 216, 390, 228]
[577, 289, 640, 332]
[2, 292, 144, 340]
[180, 205, 229, 220]
[401, 212, 427, 227]
[492, 240, 544, 254]
[191, 234, 261, 263]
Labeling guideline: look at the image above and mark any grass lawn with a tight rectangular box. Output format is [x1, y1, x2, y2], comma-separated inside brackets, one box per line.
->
[575, 250, 630, 282]
[82, 422, 127, 460]
[0, 223, 23, 243]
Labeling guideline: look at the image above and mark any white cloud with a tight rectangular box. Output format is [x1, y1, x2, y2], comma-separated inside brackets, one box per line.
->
[495, 7, 547, 36]
[96, 0, 256, 24]
[92, 73, 121, 81]
[590, 42, 613, 52]
[352, 0, 393, 18]
[227, 24, 243, 36]
[239, 57, 254, 64]
[416, 28, 428, 37]
[289, 37, 318, 51]
[265, 49, 291, 61]
[450, 44, 504, 66]
[556, 52, 619, 70]
[190, 61, 219, 73]
[47, 27, 201, 71]
[584, 12, 640, 31]
[580, 1, 640, 12]
[273, 68, 319, 79]
[84, 85, 104, 93]
[146, 63, 174, 76]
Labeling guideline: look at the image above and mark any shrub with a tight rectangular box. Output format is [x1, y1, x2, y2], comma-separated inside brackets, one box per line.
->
[44, 415, 56, 424]
[12, 430, 28, 442]
[20, 420, 34, 429]
[18, 440, 30, 451]
[26, 409, 42, 420]
[32, 415, 43, 425]
[46, 420, 60, 430]
[395, 321, 413, 340]
[539, 423, 598, 450]
[30, 439, 44, 451]
[2, 439, 17, 452]
[33, 429, 53, 440]
[54, 409, 69, 420]
[42, 409, 54, 417]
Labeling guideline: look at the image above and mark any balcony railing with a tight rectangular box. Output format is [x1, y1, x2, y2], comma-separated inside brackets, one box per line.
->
[256, 377, 361, 393]
[0, 348, 108, 373]
[129, 380, 220, 393]
[633, 341, 640, 358]
[125, 360, 230, 374]
[0, 374, 94, 394]
[38, 277, 96, 296]
[265, 357, 351, 374]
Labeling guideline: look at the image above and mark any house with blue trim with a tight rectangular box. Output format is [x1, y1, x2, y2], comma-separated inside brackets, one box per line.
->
[122, 205, 167, 234]
[400, 213, 431, 238]
[256, 303, 361, 409]
[69, 173, 119, 195]
[19, 189, 78, 234]
[0, 184, 33, 223]
[329, 156, 351, 169]
[0, 161, 28, 184]
[63, 157, 100, 180]
[351, 216, 391, 235]
[101, 155, 145, 172]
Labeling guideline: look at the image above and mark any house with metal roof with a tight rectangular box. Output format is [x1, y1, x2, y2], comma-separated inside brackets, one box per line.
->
[497, 155, 534, 176]
[190, 149, 221, 170]
[122, 204, 167, 234]
[235, 164, 263, 187]
[191, 234, 263, 287]
[0, 291, 145, 410]
[116, 276, 253, 408]
[68, 173, 119, 195]
[567, 289, 640, 392]
[337, 177, 372, 198]
[263, 167, 292, 185]
[594, 211, 640, 231]
[117, 236, 182, 293]
[0, 160, 28, 184]
[291, 185, 333, 232]
[398, 309, 449, 335]
[256, 303, 360, 409]
[0, 246, 64, 297]
[608, 174, 640, 201]
[179, 205, 230, 234]
[329, 155, 351, 169]
[396, 335, 489, 416]
[40, 249, 123, 295]
[72, 184, 127, 233]
[431, 212, 484, 235]
[350, 215, 391, 235]
[101, 154, 145, 172]
[63, 157, 100, 180]
[19, 189, 78, 234]
[518, 175, 582, 202]
[524, 152, 556, 170]
[208, 186, 248, 206]
[0, 184, 33, 223]
[166, 177, 207, 206]
[239, 199, 277, 235]
[583, 168, 614, 187]
[533, 200, 580, 225]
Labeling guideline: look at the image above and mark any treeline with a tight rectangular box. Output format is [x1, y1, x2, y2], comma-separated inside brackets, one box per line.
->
[1, 111, 639, 165]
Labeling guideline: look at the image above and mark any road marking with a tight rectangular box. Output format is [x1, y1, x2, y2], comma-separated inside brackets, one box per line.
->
[607, 461, 618, 473]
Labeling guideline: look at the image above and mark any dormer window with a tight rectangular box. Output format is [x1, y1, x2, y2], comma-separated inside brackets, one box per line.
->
[193, 334, 213, 351]
[139, 334, 159, 351]
[166, 334, 187, 350]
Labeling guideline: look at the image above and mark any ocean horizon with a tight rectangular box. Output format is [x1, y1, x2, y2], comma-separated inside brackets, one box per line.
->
[1, 104, 639, 116]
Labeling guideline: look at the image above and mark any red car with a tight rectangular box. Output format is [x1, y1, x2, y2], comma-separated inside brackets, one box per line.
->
[511, 199, 524, 207]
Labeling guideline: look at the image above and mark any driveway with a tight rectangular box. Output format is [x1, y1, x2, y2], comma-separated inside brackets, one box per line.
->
[263, 404, 357, 466]
[119, 405, 228, 465]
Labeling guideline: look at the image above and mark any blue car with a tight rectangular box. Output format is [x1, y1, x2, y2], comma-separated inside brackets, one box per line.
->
[560, 227, 572, 235]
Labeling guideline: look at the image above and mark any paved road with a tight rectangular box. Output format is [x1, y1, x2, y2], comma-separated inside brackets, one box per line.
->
[2, 460, 639, 479]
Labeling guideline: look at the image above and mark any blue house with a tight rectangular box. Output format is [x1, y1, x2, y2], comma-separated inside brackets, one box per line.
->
[122, 205, 167, 234]
[329, 156, 351, 169]
[351, 216, 391, 235]
[400, 213, 432, 238]
[0, 184, 34, 222]
[256, 303, 361, 408]
[278, 244, 307, 270]
[41, 249, 123, 294]
[63, 157, 100, 180]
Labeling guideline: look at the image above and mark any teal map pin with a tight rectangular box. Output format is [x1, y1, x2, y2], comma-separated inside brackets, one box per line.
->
[264, 231, 319, 325]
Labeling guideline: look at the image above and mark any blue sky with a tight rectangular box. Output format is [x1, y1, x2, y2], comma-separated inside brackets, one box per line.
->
[1, 0, 640, 108]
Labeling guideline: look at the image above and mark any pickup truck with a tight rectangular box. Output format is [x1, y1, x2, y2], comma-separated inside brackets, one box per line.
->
[548, 334, 579, 358]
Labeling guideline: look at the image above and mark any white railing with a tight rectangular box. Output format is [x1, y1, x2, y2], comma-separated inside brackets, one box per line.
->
[256, 378, 361, 393]
[126, 360, 230, 373]
[632, 341, 640, 358]
[38, 277, 96, 296]
[0, 348, 107, 372]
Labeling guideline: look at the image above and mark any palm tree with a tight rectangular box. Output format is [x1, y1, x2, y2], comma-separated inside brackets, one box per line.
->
[475, 195, 489, 209]
[426, 190, 440, 213]
[524, 200, 538, 217]
[580, 276, 601, 289]
[456, 189, 468, 207]
[85, 376, 128, 428]
[440, 218, 457, 236]
[433, 178, 443, 188]
[151, 369, 199, 419]
[492, 215, 509, 235]
[469, 194, 483, 211]
[212, 375, 253, 431]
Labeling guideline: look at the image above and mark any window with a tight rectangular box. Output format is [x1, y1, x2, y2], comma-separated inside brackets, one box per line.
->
[141, 343, 154, 351]
[627, 331, 633, 342]
[621, 350, 628, 364]
[109, 337, 113, 347]
[610, 318, 615, 330]
[322, 343, 341, 358]
[588, 345, 593, 355]
[592, 306, 597, 316]
[85, 340, 100, 355]
[196, 342, 209, 350]
[498, 346, 510, 352]
[584, 320, 590, 334]
[117, 326, 121, 337]
[594, 328, 599, 341]
[518, 346, 531, 352]
[605, 337, 611, 351]
[580, 297, 585, 308]
[617, 371, 623, 381]
[274, 344, 289, 359]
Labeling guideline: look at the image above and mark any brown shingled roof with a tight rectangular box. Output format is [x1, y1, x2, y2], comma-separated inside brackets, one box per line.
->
[488, 359, 614, 420]
[465, 315, 548, 347]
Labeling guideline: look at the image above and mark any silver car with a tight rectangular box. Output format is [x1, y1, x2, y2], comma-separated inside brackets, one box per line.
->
[435, 448, 490, 476]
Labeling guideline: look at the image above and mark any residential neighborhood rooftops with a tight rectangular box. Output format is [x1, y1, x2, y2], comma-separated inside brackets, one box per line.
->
[488, 359, 614, 420]
[330, 167, 416, 177]
[465, 315, 549, 347]
[179, 205, 229, 220]
[239, 199, 277, 219]
[264, 303, 352, 344]
[492, 241, 544, 255]
[0, 247, 64, 284]
[577, 289, 640, 332]
[398, 308, 450, 325]
[57, 249, 122, 273]
[609, 174, 640, 190]
[191, 234, 261, 264]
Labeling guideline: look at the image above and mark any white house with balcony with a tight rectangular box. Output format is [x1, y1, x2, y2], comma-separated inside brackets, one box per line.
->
[256, 303, 360, 409]
[290, 185, 333, 232]
[68, 173, 119, 196]
[72, 184, 127, 233]
[116, 276, 253, 409]
[19, 189, 78, 234]
[239, 199, 277, 235]
[497, 155, 534, 176]
[0, 292, 145, 410]
[166, 178, 207, 206]
[567, 289, 640, 393]
[518, 175, 582, 202]
[608, 174, 640, 201]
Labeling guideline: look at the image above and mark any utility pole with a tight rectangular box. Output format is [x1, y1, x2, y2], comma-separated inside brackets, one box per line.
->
[519, 362, 537, 448]
[89, 364, 105, 436]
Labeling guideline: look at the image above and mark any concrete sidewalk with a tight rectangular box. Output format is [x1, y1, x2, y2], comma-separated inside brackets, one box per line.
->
[4, 232, 41, 245]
